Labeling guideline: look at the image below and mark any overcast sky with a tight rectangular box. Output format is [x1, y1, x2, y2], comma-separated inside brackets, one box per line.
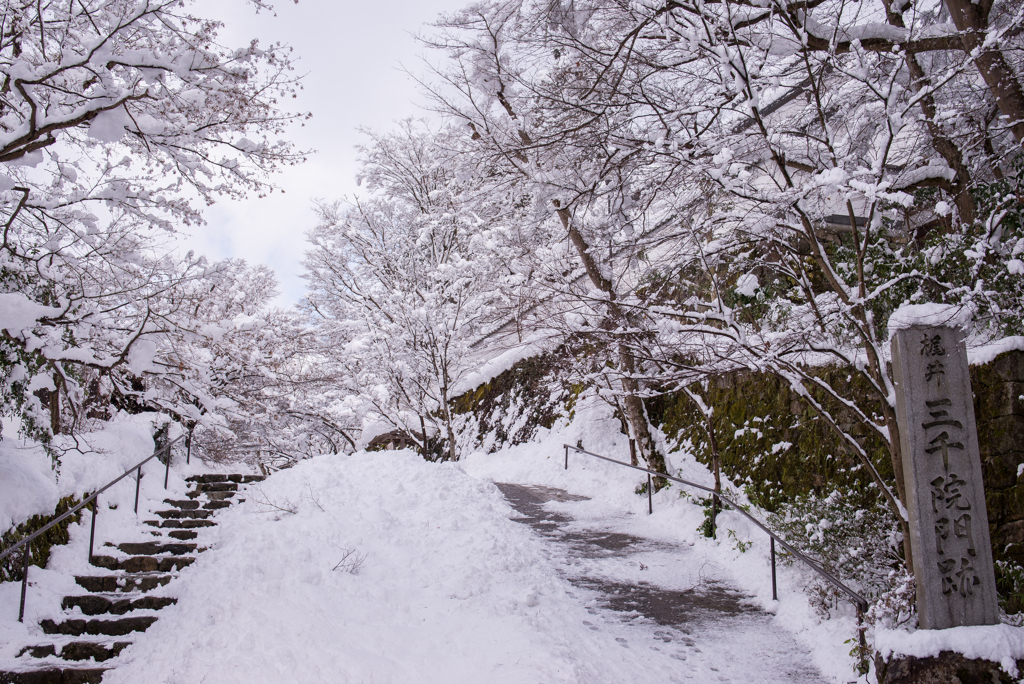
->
[184, 0, 468, 306]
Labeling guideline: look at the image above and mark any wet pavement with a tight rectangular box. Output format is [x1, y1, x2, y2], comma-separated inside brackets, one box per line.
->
[495, 482, 829, 683]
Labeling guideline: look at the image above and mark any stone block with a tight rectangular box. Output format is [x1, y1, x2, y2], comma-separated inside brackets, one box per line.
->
[876, 650, 1022, 684]
[978, 417, 1024, 461]
[892, 326, 1000, 629]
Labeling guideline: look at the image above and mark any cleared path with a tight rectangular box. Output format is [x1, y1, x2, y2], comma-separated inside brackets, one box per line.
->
[496, 483, 829, 683]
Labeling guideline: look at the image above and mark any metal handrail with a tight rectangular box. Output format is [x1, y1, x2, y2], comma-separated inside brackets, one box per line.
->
[1, 435, 186, 621]
[563, 444, 869, 613]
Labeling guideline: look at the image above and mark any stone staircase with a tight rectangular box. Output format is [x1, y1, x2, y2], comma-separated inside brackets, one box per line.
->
[0, 474, 263, 684]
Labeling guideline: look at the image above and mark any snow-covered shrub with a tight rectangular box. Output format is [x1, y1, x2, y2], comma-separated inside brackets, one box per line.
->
[996, 559, 1024, 620]
[768, 491, 904, 618]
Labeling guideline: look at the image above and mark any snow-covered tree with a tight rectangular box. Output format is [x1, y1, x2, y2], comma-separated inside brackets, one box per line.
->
[0, 0, 307, 443]
[304, 124, 501, 460]
[421, 0, 1024, 556]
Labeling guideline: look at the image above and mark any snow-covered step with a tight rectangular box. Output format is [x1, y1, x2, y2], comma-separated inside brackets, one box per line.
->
[185, 474, 264, 484]
[0, 665, 107, 683]
[74, 573, 174, 593]
[40, 615, 158, 637]
[154, 508, 213, 519]
[18, 640, 132, 663]
[62, 595, 176, 616]
[89, 554, 195, 573]
[144, 518, 215, 529]
[162, 498, 200, 510]
[166, 530, 198, 541]
[111, 541, 198, 556]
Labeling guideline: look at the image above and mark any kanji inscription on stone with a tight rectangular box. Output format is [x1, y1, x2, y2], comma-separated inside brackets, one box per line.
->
[892, 325, 999, 629]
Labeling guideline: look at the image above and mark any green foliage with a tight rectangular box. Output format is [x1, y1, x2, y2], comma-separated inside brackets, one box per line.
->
[767, 491, 903, 618]
[695, 495, 718, 539]
[1, 495, 84, 582]
[921, 157, 1024, 337]
[726, 529, 750, 553]
[995, 559, 1024, 617]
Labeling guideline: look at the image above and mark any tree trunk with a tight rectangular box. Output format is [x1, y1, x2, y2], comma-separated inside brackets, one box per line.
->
[882, 401, 915, 567]
[555, 203, 668, 487]
[884, 0, 975, 225]
[49, 382, 60, 437]
[945, 0, 1024, 145]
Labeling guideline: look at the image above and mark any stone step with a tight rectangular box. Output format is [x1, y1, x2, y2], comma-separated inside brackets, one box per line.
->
[0, 667, 107, 683]
[114, 541, 197, 556]
[62, 595, 176, 616]
[18, 641, 131, 663]
[203, 500, 232, 510]
[167, 530, 198, 541]
[192, 482, 238, 493]
[40, 616, 157, 637]
[144, 519, 215, 529]
[162, 498, 200, 510]
[186, 474, 264, 484]
[90, 555, 194, 573]
[75, 573, 172, 593]
[155, 509, 213, 519]
[185, 489, 237, 500]
[186, 473, 229, 483]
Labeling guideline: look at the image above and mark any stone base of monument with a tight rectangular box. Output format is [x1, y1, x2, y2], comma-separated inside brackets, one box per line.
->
[875, 650, 1023, 683]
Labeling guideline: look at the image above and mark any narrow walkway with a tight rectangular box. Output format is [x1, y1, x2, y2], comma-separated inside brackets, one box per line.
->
[495, 483, 829, 683]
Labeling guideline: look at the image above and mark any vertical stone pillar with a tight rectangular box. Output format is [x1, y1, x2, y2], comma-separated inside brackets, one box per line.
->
[892, 325, 999, 629]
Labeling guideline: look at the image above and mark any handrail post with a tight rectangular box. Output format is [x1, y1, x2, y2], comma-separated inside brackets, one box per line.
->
[88, 500, 97, 565]
[134, 466, 142, 514]
[18, 544, 29, 622]
[711, 494, 718, 539]
[163, 444, 171, 489]
[564, 445, 568, 470]
[647, 474, 653, 515]
[770, 537, 778, 601]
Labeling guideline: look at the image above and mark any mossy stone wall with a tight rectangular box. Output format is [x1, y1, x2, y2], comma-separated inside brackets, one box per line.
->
[645, 370, 891, 512]
[1, 495, 84, 582]
[452, 349, 575, 453]
[971, 351, 1024, 574]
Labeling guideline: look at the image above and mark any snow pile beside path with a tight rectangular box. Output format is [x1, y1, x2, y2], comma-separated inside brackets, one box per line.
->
[876, 624, 1024, 675]
[103, 451, 655, 684]
[0, 414, 158, 531]
[455, 336, 547, 395]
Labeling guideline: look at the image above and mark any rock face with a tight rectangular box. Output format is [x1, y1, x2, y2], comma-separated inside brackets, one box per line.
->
[876, 651, 1022, 684]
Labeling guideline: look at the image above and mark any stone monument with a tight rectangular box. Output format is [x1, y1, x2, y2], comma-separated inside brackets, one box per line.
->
[892, 325, 999, 629]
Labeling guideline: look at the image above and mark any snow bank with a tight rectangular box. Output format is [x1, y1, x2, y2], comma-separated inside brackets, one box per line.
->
[0, 415, 157, 531]
[456, 337, 546, 395]
[968, 336, 1024, 366]
[887, 303, 973, 334]
[876, 624, 1024, 676]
